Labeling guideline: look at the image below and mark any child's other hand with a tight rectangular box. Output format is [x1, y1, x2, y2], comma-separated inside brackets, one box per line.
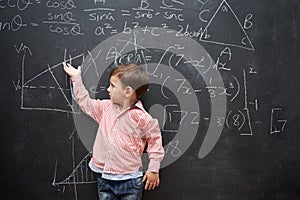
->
[142, 171, 160, 190]
[63, 62, 81, 77]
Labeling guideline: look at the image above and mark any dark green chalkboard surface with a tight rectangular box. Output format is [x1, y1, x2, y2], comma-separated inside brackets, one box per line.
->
[0, 0, 299, 199]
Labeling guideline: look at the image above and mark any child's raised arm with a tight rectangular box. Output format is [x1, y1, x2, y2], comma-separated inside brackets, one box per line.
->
[63, 62, 103, 123]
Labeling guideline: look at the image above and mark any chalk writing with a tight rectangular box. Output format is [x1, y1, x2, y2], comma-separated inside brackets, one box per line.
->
[0, 0, 33, 10]
[270, 108, 288, 135]
[1, 0, 292, 198]
[165, 140, 182, 157]
[0, 14, 27, 32]
[43, 0, 83, 35]
[46, 0, 76, 9]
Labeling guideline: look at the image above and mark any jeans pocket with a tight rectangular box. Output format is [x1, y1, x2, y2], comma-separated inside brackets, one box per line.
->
[133, 177, 143, 190]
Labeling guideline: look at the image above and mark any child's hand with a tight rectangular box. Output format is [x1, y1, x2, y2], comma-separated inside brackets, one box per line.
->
[63, 62, 81, 77]
[142, 171, 160, 190]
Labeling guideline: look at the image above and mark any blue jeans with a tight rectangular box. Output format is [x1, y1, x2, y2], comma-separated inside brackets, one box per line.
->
[97, 175, 144, 200]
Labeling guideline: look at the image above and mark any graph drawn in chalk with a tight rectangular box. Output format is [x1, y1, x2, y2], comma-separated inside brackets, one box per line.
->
[21, 50, 84, 113]
[200, 0, 254, 51]
[52, 130, 97, 200]
[53, 152, 96, 186]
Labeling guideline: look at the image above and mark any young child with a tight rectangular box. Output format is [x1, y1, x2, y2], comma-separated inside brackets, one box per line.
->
[63, 62, 165, 200]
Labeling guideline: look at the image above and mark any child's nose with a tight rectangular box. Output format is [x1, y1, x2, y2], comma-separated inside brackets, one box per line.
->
[107, 86, 110, 92]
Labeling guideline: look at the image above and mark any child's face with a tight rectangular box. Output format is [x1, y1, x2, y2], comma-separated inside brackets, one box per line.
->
[107, 75, 126, 105]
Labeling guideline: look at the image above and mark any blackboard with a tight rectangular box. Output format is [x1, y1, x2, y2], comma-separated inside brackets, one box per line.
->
[1, 0, 299, 199]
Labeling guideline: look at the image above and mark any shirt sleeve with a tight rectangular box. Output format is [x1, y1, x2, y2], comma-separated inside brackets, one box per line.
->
[71, 75, 103, 122]
[144, 118, 165, 173]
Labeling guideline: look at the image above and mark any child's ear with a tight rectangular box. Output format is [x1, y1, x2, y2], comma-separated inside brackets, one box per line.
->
[124, 86, 134, 98]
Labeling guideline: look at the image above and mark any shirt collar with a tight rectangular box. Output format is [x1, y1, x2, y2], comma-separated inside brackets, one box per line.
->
[130, 100, 144, 110]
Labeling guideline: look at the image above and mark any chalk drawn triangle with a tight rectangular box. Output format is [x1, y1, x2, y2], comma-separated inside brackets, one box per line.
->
[200, 0, 254, 51]
[21, 52, 84, 113]
[21, 61, 75, 113]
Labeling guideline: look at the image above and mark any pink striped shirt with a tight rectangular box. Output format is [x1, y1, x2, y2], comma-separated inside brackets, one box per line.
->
[72, 76, 164, 174]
